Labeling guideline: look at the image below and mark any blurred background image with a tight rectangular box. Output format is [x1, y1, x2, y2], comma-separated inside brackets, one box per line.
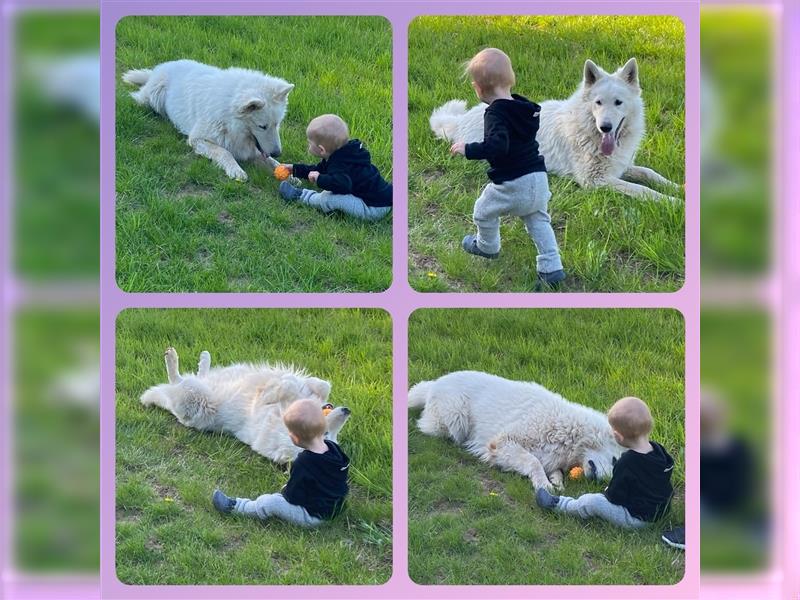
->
[700, 2, 777, 584]
[2, 4, 101, 596]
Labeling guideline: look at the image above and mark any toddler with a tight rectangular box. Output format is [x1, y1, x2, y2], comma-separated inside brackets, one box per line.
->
[450, 48, 565, 288]
[279, 114, 392, 222]
[212, 398, 350, 527]
[536, 396, 675, 529]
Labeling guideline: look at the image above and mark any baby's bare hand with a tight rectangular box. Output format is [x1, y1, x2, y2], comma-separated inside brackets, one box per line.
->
[308, 171, 320, 183]
[450, 141, 466, 156]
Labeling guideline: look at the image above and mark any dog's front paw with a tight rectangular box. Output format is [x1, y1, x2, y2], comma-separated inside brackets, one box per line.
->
[226, 164, 248, 181]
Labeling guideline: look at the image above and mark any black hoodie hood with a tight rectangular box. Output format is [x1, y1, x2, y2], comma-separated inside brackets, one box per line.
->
[329, 139, 373, 165]
[487, 94, 541, 139]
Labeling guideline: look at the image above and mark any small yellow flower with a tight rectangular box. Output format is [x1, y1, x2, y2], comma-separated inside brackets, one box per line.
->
[489, 491, 498, 496]
[164, 497, 174, 503]
[427, 271, 437, 278]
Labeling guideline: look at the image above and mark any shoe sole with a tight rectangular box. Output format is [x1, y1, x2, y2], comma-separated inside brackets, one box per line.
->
[661, 535, 685, 550]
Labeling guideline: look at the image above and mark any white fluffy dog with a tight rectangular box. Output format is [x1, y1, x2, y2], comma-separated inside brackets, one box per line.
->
[430, 58, 681, 202]
[409, 371, 625, 491]
[140, 347, 350, 464]
[122, 59, 294, 181]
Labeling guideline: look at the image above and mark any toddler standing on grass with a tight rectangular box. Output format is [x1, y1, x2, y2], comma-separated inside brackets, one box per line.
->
[278, 114, 392, 222]
[450, 48, 565, 289]
[212, 398, 350, 528]
[537, 396, 675, 529]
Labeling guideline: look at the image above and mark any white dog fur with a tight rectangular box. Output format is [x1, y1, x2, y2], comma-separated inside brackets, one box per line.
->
[430, 58, 681, 202]
[140, 347, 350, 464]
[409, 371, 625, 492]
[122, 59, 293, 181]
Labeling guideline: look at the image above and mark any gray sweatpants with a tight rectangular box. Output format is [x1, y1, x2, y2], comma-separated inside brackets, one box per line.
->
[299, 189, 391, 222]
[555, 493, 647, 529]
[234, 493, 323, 528]
[472, 171, 563, 273]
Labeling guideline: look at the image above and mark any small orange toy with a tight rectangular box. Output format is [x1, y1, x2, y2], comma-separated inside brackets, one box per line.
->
[274, 165, 291, 181]
[569, 466, 584, 480]
[322, 403, 334, 416]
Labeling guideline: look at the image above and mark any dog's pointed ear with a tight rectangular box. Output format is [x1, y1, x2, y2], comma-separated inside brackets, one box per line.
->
[583, 60, 602, 87]
[273, 83, 294, 102]
[619, 58, 639, 89]
[305, 377, 331, 402]
[239, 97, 265, 114]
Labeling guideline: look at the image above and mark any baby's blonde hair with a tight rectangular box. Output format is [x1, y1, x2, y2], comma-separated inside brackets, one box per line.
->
[608, 396, 653, 439]
[283, 398, 326, 444]
[465, 47, 516, 91]
[307, 114, 349, 153]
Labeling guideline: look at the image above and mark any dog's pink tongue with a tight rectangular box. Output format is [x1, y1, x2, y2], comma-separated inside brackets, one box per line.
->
[601, 132, 616, 156]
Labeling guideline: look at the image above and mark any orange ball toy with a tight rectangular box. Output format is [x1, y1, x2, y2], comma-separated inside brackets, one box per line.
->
[569, 466, 584, 480]
[274, 165, 291, 181]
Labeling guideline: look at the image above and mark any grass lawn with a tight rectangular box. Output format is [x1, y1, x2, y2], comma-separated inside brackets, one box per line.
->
[115, 309, 392, 585]
[14, 10, 100, 279]
[408, 16, 685, 292]
[115, 17, 392, 292]
[408, 309, 685, 584]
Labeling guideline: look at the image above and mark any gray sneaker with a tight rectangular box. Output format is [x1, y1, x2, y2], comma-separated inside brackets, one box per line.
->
[279, 181, 303, 201]
[535, 487, 559, 510]
[212, 489, 236, 514]
[462, 234, 499, 259]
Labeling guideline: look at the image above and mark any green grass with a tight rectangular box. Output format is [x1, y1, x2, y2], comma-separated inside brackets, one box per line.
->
[408, 16, 685, 292]
[115, 17, 392, 292]
[14, 308, 100, 572]
[115, 309, 392, 585]
[14, 11, 100, 279]
[408, 309, 685, 584]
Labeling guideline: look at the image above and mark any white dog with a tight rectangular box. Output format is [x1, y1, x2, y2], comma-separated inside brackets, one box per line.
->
[409, 371, 625, 492]
[140, 347, 350, 464]
[430, 58, 681, 202]
[122, 59, 294, 181]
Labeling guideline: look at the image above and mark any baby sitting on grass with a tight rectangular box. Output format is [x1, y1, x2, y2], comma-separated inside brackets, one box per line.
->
[537, 396, 675, 529]
[212, 398, 350, 527]
[278, 114, 392, 222]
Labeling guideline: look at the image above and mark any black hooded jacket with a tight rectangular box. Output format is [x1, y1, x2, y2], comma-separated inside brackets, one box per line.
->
[282, 440, 350, 519]
[464, 93, 547, 184]
[292, 139, 392, 207]
[604, 441, 675, 522]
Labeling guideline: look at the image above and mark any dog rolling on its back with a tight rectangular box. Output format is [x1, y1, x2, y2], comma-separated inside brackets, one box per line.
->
[141, 347, 350, 464]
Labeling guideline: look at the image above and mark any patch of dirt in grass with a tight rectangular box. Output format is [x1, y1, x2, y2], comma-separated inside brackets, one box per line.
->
[116, 509, 142, 523]
[176, 184, 214, 200]
[151, 483, 179, 501]
[217, 210, 234, 225]
[145, 538, 164, 553]
[463, 528, 479, 544]
[421, 169, 445, 185]
[195, 248, 213, 268]
[431, 499, 464, 514]
[478, 473, 504, 495]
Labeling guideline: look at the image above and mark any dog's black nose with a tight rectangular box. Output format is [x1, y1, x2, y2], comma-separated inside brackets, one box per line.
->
[600, 123, 613, 133]
[341, 407, 351, 415]
[269, 150, 281, 158]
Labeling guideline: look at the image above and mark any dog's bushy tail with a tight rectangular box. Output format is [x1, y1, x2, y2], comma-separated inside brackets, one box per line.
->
[121, 68, 152, 86]
[407, 380, 433, 409]
[429, 99, 468, 141]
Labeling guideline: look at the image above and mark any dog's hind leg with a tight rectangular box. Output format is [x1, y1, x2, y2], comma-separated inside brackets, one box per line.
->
[197, 350, 211, 378]
[487, 438, 554, 492]
[623, 165, 681, 190]
[165, 347, 182, 384]
[547, 469, 564, 490]
[606, 177, 678, 202]
[188, 134, 248, 182]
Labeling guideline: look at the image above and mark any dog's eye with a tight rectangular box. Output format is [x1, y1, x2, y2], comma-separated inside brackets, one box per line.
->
[614, 99, 623, 106]
[258, 124, 268, 130]
[595, 100, 602, 106]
